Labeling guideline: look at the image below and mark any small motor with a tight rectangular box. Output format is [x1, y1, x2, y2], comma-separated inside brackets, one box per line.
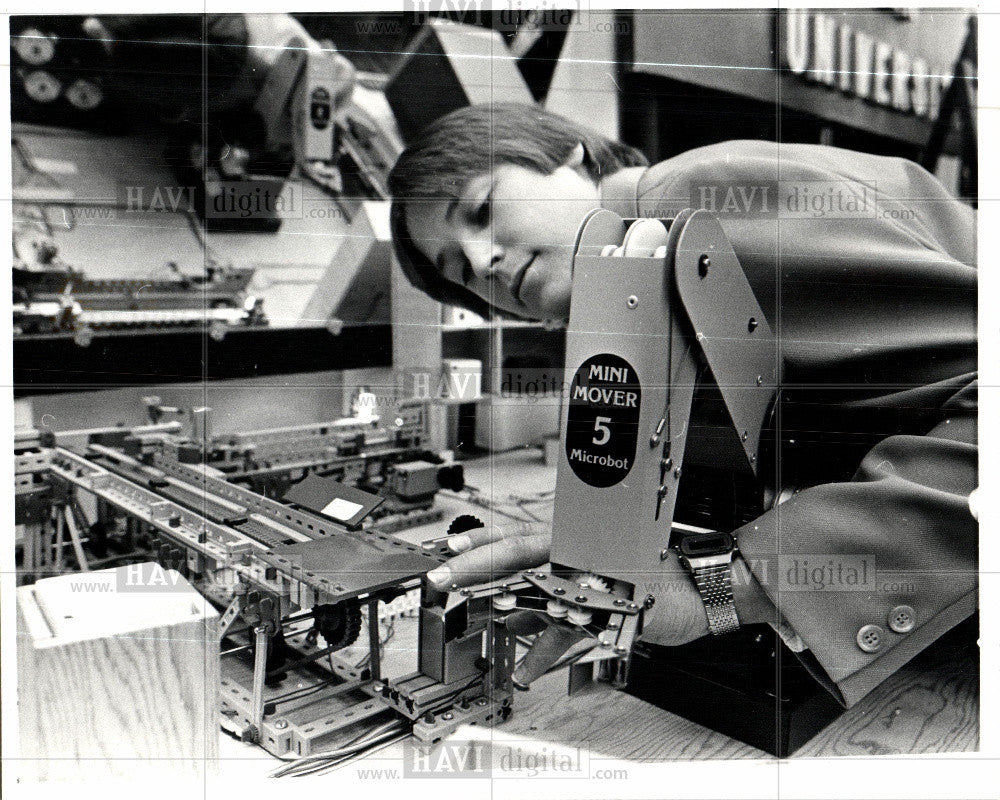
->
[386, 460, 464, 504]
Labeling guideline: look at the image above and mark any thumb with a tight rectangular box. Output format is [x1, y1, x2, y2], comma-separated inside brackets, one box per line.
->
[511, 624, 588, 688]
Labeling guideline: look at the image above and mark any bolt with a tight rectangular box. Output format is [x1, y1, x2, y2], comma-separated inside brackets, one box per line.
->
[553, 587, 565, 595]
[626, 295, 639, 309]
[460, 589, 472, 597]
[673, 466, 682, 479]
[741, 431, 748, 442]
[274, 719, 288, 730]
[607, 621, 620, 630]
[613, 599, 626, 607]
[525, 570, 535, 577]
[476, 698, 488, 707]
[575, 595, 588, 603]
[441, 712, 454, 721]
[756, 375, 763, 386]
[535, 573, 547, 580]
[614, 645, 628, 655]
[750, 453, 757, 463]
[423, 712, 435, 724]
[660, 549, 670, 561]
[698, 254, 711, 277]
[644, 595, 656, 609]
[627, 602, 638, 611]
[748, 317, 758, 333]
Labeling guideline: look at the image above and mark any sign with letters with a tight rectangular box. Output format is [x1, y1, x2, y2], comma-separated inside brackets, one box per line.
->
[565, 354, 641, 488]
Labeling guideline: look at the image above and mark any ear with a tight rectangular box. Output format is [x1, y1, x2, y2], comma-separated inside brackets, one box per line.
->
[562, 142, 587, 170]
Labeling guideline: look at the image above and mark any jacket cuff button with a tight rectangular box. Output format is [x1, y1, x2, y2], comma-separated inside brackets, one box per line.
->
[856, 624, 884, 653]
[888, 605, 916, 634]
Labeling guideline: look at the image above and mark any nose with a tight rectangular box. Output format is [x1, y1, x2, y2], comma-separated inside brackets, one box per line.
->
[460, 234, 504, 280]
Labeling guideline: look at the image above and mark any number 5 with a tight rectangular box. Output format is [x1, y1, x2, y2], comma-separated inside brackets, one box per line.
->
[593, 416, 611, 445]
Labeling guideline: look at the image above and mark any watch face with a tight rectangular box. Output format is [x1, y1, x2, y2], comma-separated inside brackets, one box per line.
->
[679, 531, 734, 557]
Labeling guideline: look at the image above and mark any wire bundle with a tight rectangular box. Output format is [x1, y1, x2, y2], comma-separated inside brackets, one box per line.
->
[269, 719, 410, 778]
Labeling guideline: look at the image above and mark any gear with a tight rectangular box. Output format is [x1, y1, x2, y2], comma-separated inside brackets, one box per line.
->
[447, 514, 485, 536]
[313, 601, 362, 651]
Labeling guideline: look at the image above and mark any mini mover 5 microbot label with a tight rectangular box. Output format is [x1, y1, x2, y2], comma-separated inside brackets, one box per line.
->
[565, 354, 641, 488]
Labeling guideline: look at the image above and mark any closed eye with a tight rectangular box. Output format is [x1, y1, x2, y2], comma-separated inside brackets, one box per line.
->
[474, 195, 491, 228]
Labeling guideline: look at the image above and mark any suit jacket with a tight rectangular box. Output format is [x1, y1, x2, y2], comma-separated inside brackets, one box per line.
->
[600, 141, 977, 706]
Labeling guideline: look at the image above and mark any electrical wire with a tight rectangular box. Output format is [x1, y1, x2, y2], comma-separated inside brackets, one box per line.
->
[270, 719, 410, 778]
[280, 732, 411, 777]
[267, 675, 340, 709]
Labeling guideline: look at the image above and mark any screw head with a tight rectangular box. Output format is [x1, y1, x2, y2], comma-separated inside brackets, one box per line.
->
[553, 587, 566, 595]
[614, 645, 629, 655]
[274, 719, 288, 730]
[748, 317, 759, 333]
[741, 431, 748, 442]
[698, 254, 711, 277]
[613, 598, 626, 607]
[627, 602, 638, 610]
[476, 698, 488, 707]
[756, 375, 763, 386]
[575, 595, 588, 603]
[673, 466, 682, 479]
[660, 549, 670, 561]
[607, 621, 620, 630]
[441, 712, 454, 721]
[626, 295, 639, 309]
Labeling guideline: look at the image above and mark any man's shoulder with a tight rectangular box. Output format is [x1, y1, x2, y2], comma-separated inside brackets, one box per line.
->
[638, 140, 866, 188]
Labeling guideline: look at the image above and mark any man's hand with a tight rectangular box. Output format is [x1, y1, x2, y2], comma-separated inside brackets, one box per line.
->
[427, 523, 592, 687]
[424, 523, 778, 687]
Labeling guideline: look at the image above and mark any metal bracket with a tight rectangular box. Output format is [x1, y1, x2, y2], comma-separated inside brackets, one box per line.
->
[672, 210, 778, 472]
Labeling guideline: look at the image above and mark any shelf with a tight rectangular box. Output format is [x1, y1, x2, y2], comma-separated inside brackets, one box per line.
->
[13, 324, 393, 397]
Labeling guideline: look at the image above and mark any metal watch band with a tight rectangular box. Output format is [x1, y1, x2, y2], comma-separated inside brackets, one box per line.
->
[691, 562, 740, 635]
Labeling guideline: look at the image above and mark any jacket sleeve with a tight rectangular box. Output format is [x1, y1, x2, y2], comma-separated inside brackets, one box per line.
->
[636, 143, 978, 706]
[737, 379, 977, 707]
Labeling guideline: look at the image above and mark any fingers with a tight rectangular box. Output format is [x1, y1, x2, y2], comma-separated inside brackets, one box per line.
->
[447, 522, 547, 554]
[512, 624, 588, 688]
[426, 533, 551, 589]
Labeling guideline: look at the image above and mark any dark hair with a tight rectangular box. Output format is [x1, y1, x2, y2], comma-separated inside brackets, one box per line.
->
[388, 103, 648, 317]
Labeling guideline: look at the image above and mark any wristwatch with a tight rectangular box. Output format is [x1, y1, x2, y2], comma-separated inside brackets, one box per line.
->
[676, 530, 741, 635]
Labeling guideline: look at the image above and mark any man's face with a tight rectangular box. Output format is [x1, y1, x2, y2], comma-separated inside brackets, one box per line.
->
[405, 160, 601, 320]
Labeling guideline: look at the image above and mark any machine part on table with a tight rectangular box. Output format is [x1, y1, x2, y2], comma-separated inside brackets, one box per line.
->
[314, 602, 363, 651]
[446, 514, 485, 536]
